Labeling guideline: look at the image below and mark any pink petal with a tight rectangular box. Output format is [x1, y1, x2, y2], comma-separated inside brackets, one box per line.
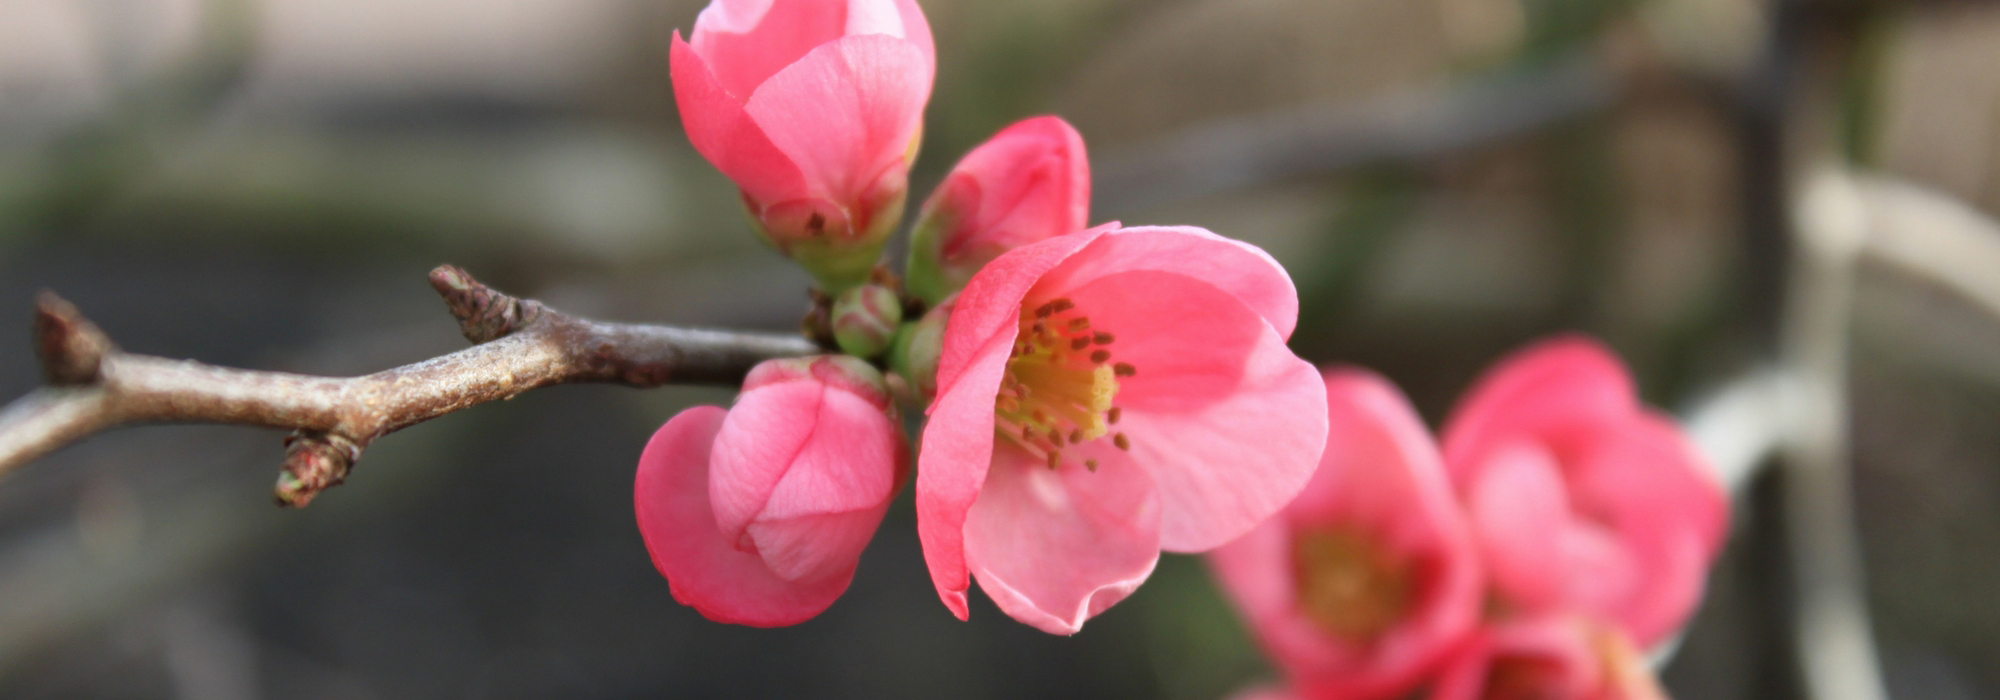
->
[1051, 269, 1325, 551]
[963, 444, 1162, 634]
[930, 224, 1112, 395]
[932, 116, 1091, 264]
[1029, 225, 1300, 339]
[1428, 618, 1601, 700]
[1465, 440, 1573, 613]
[670, 33, 809, 207]
[1439, 335, 1635, 481]
[690, 0, 849, 99]
[1559, 520, 1641, 626]
[1567, 413, 1728, 645]
[744, 34, 931, 208]
[1210, 370, 1480, 699]
[709, 374, 901, 582]
[887, 0, 934, 66]
[632, 406, 849, 627]
[918, 233, 1102, 621]
[914, 327, 1018, 619]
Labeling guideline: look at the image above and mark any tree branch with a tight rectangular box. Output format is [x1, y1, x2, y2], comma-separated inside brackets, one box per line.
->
[0, 265, 821, 506]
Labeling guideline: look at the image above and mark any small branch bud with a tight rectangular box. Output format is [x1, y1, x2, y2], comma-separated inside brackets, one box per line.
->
[33, 292, 114, 386]
[428, 265, 539, 343]
[274, 430, 365, 507]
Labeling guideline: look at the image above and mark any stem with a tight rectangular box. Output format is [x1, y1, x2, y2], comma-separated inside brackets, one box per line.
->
[0, 265, 820, 506]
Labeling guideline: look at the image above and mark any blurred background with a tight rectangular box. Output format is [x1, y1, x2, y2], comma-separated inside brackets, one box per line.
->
[2, 0, 1998, 697]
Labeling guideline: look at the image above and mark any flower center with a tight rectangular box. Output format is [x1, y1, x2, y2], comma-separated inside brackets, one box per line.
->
[995, 297, 1136, 471]
[1483, 656, 1568, 700]
[1291, 528, 1414, 644]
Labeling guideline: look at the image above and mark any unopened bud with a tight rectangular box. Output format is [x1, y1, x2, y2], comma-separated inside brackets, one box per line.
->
[906, 117, 1088, 304]
[742, 354, 892, 410]
[831, 284, 904, 359]
[889, 296, 952, 403]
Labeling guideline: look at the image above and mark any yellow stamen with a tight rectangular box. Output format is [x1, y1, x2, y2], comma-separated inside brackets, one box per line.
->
[994, 297, 1141, 469]
[1291, 528, 1413, 644]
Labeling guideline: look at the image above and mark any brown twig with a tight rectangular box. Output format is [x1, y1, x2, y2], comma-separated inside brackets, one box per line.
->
[0, 265, 821, 506]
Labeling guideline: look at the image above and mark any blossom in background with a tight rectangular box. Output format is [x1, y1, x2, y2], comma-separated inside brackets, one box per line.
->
[916, 224, 1327, 634]
[1210, 369, 1482, 700]
[1427, 616, 1667, 700]
[634, 356, 905, 626]
[1440, 336, 1729, 647]
[670, 0, 935, 292]
[905, 115, 1091, 305]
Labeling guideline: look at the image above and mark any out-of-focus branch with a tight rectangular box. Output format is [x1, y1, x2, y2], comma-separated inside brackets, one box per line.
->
[1783, 169, 1887, 700]
[0, 265, 820, 506]
[1091, 51, 1614, 215]
[1681, 367, 1785, 495]
[1853, 174, 2000, 320]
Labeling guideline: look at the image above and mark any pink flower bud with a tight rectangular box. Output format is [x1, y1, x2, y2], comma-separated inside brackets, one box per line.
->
[906, 116, 1091, 304]
[634, 355, 905, 626]
[670, 0, 935, 292]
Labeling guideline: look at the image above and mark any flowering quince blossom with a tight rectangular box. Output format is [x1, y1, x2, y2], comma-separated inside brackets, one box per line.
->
[905, 115, 1091, 305]
[1440, 336, 1729, 647]
[1231, 616, 1666, 700]
[916, 223, 1328, 634]
[1426, 616, 1668, 700]
[634, 356, 905, 627]
[670, 0, 935, 291]
[1210, 369, 1482, 700]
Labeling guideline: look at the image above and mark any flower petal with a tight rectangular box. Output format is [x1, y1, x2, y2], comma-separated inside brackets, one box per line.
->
[1210, 370, 1480, 699]
[1567, 412, 1728, 645]
[1053, 269, 1325, 551]
[633, 406, 850, 627]
[670, 32, 809, 206]
[690, 0, 849, 99]
[964, 444, 1162, 634]
[1430, 617, 1603, 700]
[1030, 225, 1300, 339]
[744, 34, 932, 207]
[1439, 335, 1635, 479]
[930, 224, 1112, 396]
[937, 116, 1091, 262]
[709, 374, 900, 582]
[1464, 440, 1573, 613]
[914, 330, 1013, 620]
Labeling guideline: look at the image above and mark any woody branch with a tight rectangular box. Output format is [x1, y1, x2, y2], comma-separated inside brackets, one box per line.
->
[0, 265, 820, 506]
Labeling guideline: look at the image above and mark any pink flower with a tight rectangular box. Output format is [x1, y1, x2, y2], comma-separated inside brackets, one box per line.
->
[633, 356, 905, 626]
[1210, 369, 1483, 699]
[916, 224, 1327, 634]
[1440, 336, 1728, 647]
[1428, 616, 1668, 700]
[670, 0, 936, 289]
[906, 115, 1091, 304]
[1239, 616, 1668, 700]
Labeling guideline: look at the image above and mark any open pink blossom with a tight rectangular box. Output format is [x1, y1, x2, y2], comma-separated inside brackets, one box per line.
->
[906, 115, 1091, 304]
[634, 355, 904, 626]
[670, 0, 935, 288]
[1440, 336, 1729, 647]
[1237, 616, 1667, 700]
[1210, 369, 1483, 699]
[1428, 616, 1668, 700]
[916, 224, 1327, 634]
